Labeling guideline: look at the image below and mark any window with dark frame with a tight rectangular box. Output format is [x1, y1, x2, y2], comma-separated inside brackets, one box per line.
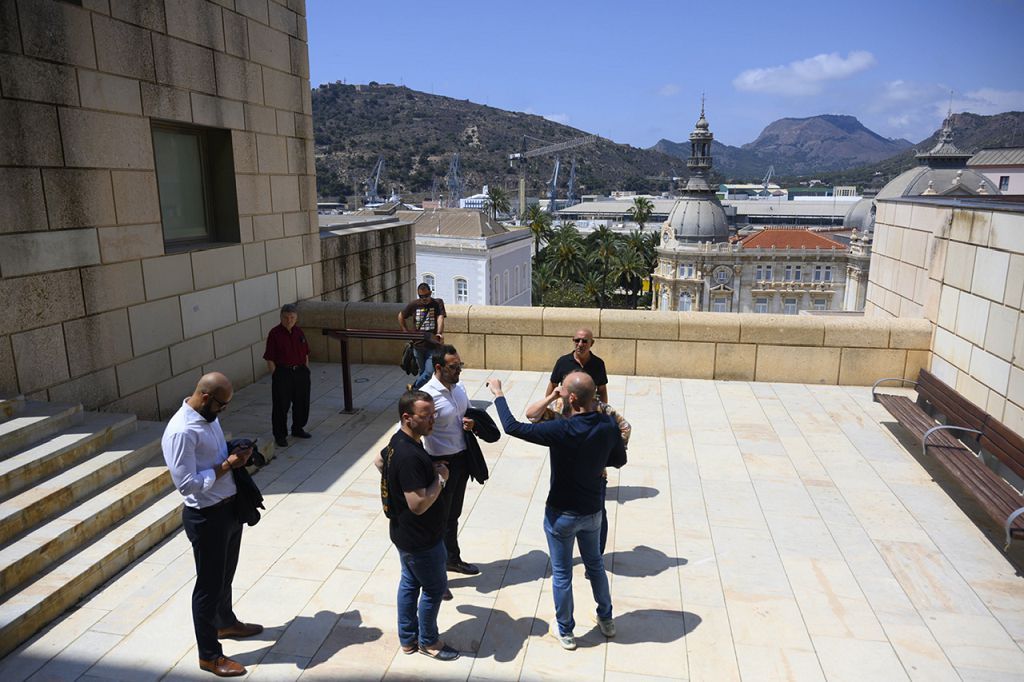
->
[999, 176, 1010, 192]
[151, 122, 240, 249]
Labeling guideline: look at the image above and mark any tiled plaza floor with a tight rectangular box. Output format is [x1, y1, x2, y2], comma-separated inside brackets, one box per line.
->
[2, 363, 1023, 681]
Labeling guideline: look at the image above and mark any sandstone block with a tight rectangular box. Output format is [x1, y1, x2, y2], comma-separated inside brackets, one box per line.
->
[42, 169, 116, 230]
[970, 346, 1011, 394]
[222, 9, 250, 59]
[82, 261, 144, 315]
[344, 301, 401, 329]
[234, 273, 279, 320]
[484, 335, 521, 370]
[601, 309, 678, 341]
[0, 1, 21, 54]
[49, 368, 120, 410]
[0, 54, 79, 106]
[170, 334, 215, 375]
[0, 336, 15, 394]
[152, 33, 216, 95]
[439, 333, 481, 370]
[905, 350, 930, 380]
[78, 70, 142, 115]
[231, 131, 258, 174]
[303, 325, 326, 361]
[117, 349, 172, 396]
[244, 243, 268, 277]
[288, 36, 309, 79]
[13, 325, 70, 393]
[984, 304, 1018, 362]
[191, 245, 245, 290]
[109, 172, 162, 228]
[637, 340, 714, 379]
[277, 269, 297, 305]
[271, 175, 301, 212]
[20, 0, 95, 68]
[715, 343, 756, 381]
[94, 15, 155, 80]
[244, 103, 278, 134]
[359, 339, 405, 365]
[521, 335, 568, 373]
[60, 109, 154, 170]
[103, 386, 159, 420]
[755, 346, 839, 384]
[263, 68, 301, 111]
[442, 304, 469, 333]
[295, 112, 314, 140]
[598, 338, 636, 376]
[837, 348, 907, 386]
[0, 100, 62, 166]
[1004, 254, 1024, 309]
[191, 93, 245, 129]
[283, 211, 309, 236]
[236, 175, 272, 215]
[822, 318, 890, 349]
[98, 224, 164, 263]
[470, 305, 542, 335]
[943, 241, 976, 291]
[955, 372, 989, 409]
[888, 319, 933, 350]
[266, 236, 304, 272]
[294, 301, 345, 330]
[252, 213, 284, 240]
[63, 309, 133, 377]
[990, 210, 1024, 254]
[248, 20, 291, 72]
[0, 229, 101, 277]
[142, 253, 193, 300]
[296, 264, 314, 300]
[214, 318, 262, 357]
[235, 0, 269, 23]
[181, 284, 237, 338]
[110, 0, 166, 31]
[141, 83, 192, 122]
[129, 297, 184, 356]
[0, 169, 47, 234]
[239, 216, 254, 242]
[268, 2, 299, 36]
[678, 312, 740, 342]
[286, 138, 310, 176]
[257, 134, 288, 174]
[971, 247, 1010, 303]
[739, 314, 824, 346]
[165, 0, 224, 50]
[277, 109, 296, 137]
[156, 369, 203, 417]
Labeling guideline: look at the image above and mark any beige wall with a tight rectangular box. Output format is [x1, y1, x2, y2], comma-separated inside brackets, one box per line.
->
[321, 223, 416, 304]
[0, 0, 323, 419]
[297, 302, 931, 386]
[865, 199, 1024, 434]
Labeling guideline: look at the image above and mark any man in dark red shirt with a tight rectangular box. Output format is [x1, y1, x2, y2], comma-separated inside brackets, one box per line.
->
[263, 304, 311, 448]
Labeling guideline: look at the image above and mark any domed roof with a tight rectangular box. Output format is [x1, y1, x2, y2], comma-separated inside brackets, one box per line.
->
[665, 196, 730, 243]
[875, 166, 998, 200]
[844, 197, 876, 232]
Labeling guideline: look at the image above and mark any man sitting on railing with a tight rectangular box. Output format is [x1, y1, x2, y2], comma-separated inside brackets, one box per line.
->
[398, 283, 446, 391]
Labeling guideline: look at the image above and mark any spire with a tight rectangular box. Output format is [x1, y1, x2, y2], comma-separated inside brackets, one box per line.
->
[685, 98, 713, 190]
[915, 94, 971, 169]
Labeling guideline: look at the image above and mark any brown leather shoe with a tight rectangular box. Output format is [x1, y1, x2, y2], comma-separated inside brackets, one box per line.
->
[199, 656, 246, 677]
[217, 621, 264, 638]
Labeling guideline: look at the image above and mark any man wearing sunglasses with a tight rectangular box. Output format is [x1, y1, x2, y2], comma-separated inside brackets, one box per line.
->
[546, 328, 609, 404]
[420, 344, 480, 580]
[162, 372, 263, 677]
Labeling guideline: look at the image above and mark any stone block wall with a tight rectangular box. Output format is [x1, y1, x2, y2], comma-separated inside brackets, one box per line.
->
[297, 302, 932, 387]
[865, 199, 1024, 434]
[0, 0, 322, 419]
[320, 223, 416, 304]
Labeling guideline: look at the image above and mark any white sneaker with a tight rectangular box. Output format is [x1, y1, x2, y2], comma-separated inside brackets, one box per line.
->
[553, 629, 576, 650]
[597, 616, 616, 638]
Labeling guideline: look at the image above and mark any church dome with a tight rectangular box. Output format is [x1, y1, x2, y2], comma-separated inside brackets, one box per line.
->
[844, 197, 876, 232]
[665, 197, 730, 242]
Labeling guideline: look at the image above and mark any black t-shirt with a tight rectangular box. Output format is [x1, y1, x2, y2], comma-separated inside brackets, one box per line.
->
[402, 298, 446, 348]
[550, 352, 608, 388]
[386, 430, 445, 552]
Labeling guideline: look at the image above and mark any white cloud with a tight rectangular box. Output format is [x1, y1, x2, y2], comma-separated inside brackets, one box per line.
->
[948, 88, 1024, 116]
[658, 83, 680, 97]
[543, 112, 570, 124]
[733, 51, 876, 95]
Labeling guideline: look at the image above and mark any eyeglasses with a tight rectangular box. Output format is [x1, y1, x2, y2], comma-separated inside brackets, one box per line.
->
[572, 338, 592, 344]
[209, 395, 230, 410]
[445, 362, 465, 370]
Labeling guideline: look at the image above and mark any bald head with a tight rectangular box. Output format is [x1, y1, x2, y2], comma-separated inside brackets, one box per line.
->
[188, 372, 233, 421]
[564, 371, 596, 410]
[195, 371, 232, 398]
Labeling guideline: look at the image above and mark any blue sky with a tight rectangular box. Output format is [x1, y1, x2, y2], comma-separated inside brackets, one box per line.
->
[307, 0, 1024, 148]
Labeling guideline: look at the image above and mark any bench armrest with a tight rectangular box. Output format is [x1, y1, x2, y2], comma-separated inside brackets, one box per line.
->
[1006, 508, 1024, 551]
[922, 424, 983, 459]
[871, 377, 919, 402]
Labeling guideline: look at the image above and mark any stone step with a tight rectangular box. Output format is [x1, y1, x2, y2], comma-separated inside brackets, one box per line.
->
[0, 463, 171, 597]
[0, 421, 165, 547]
[0, 490, 183, 660]
[0, 402, 83, 460]
[0, 395, 24, 420]
[0, 413, 137, 500]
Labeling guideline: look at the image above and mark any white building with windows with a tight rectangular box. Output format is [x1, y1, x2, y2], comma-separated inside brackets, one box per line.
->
[410, 209, 532, 306]
[967, 147, 1024, 195]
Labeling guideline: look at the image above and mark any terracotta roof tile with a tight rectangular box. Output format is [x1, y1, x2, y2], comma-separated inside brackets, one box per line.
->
[740, 228, 846, 250]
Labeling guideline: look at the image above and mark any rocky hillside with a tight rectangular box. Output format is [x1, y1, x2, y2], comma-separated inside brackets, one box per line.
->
[312, 82, 686, 200]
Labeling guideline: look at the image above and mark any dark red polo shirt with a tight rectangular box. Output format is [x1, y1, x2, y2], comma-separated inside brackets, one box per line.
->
[263, 324, 309, 367]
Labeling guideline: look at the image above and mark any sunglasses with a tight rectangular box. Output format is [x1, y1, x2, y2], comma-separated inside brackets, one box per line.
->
[572, 338, 592, 344]
[209, 395, 230, 410]
[444, 362, 465, 370]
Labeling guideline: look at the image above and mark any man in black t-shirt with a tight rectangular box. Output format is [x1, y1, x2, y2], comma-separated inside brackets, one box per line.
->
[547, 328, 609, 404]
[376, 391, 460, 662]
[399, 283, 447, 390]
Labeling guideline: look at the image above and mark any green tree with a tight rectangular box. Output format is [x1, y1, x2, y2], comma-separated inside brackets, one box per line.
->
[485, 185, 511, 220]
[627, 196, 654, 231]
[546, 222, 586, 281]
[586, 225, 621, 308]
[524, 203, 553, 255]
[610, 244, 647, 309]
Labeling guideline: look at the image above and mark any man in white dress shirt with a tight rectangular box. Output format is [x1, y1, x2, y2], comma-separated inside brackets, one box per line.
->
[162, 372, 263, 678]
[420, 345, 480, 576]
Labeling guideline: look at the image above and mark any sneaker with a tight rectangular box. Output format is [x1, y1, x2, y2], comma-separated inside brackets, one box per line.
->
[596, 616, 616, 638]
[553, 629, 576, 650]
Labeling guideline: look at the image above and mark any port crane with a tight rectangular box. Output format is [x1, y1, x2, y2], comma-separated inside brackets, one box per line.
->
[759, 165, 775, 199]
[509, 135, 598, 217]
[365, 155, 385, 204]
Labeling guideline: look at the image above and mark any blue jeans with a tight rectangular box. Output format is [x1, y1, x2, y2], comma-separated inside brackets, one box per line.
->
[397, 539, 448, 648]
[543, 506, 612, 636]
[412, 347, 434, 390]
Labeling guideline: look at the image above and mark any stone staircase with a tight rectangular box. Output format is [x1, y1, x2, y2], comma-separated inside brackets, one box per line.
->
[0, 396, 182, 659]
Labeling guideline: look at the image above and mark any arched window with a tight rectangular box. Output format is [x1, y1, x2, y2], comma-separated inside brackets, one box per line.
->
[454, 277, 468, 303]
[422, 273, 435, 291]
[503, 270, 510, 301]
[678, 292, 692, 311]
[514, 266, 521, 295]
[493, 275, 499, 304]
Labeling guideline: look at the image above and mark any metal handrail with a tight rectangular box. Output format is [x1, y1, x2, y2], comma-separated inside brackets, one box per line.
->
[871, 377, 919, 401]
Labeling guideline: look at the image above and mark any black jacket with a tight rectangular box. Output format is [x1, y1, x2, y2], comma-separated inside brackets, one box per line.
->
[228, 439, 265, 526]
[464, 407, 499, 484]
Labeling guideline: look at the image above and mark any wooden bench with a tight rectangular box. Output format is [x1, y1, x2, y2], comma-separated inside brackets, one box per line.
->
[873, 369, 1024, 549]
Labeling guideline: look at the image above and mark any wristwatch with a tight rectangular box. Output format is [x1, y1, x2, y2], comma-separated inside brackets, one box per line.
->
[438, 475, 446, 489]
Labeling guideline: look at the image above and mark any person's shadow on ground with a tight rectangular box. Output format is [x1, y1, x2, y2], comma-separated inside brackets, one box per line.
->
[234, 609, 383, 670]
[606, 485, 660, 503]
[576, 609, 702, 647]
[604, 544, 687, 578]
[444, 603, 548, 661]
[448, 548, 550, 594]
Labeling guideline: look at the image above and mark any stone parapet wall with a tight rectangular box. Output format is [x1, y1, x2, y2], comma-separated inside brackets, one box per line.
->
[298, 302, 932, 386]
[320, 224, 416, 304]
[865, 199, 1024, 434]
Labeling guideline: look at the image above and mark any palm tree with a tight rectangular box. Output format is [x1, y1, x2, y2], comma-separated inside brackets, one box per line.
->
[546, 222, 585, 282]
[485, 185, 511, 220]
[581, 271, 605, 308]
[524, 203, 553, 255]
[627, 196, 654, 231]
[610, 244, 647, 308]
[587, 225, 621, 308]
[531, 259, 554, 306]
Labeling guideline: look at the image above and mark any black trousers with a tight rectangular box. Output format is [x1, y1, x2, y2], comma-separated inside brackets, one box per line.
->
[436, 451, 469, 563]
[182, 502, 243, 661]
[272, 366, 310, 439]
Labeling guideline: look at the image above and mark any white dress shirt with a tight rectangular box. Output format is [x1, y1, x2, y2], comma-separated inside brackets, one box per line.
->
[421, 374, 469, 457]
[161, 399, 235, 509]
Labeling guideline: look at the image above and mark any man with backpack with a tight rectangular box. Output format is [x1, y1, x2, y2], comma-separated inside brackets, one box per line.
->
[398, 283, 446, 390]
